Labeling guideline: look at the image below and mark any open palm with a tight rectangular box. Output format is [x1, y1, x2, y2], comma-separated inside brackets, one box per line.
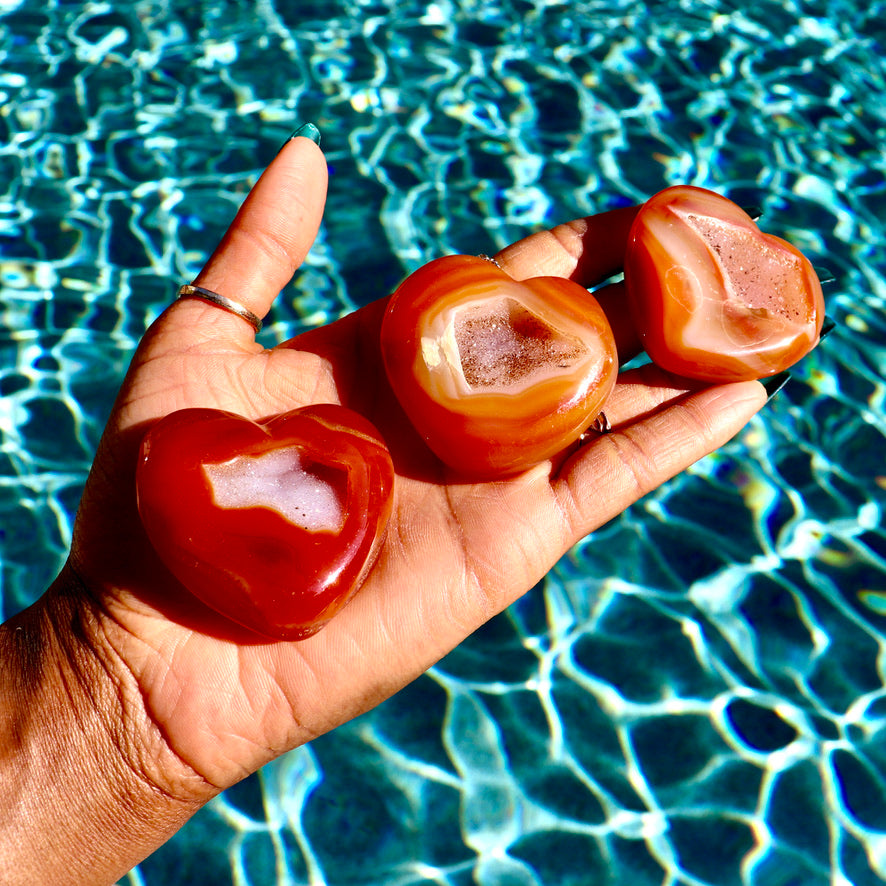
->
[56, 136, 765, 814]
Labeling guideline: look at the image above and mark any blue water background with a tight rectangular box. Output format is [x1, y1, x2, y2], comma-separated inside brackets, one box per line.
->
[1, 0, 885, 884]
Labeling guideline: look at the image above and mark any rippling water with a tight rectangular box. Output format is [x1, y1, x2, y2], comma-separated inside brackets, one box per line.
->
[2, 0, 885, 883]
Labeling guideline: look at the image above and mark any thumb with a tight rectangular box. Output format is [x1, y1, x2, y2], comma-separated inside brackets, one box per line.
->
[172, 130, 328, 341]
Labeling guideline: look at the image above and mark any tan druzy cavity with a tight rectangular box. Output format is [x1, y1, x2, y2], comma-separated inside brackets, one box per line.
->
[684, 212, 814, 327]
[452, 296, 589, 392]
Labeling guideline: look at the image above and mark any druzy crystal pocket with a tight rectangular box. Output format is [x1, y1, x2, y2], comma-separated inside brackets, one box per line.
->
[380, 254, 618, 477]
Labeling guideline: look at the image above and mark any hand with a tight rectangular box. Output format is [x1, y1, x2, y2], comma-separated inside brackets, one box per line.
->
[0, 135, 766, 884]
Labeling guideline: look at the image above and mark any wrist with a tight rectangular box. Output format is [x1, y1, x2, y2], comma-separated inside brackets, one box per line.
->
[0, 568, 212, 885]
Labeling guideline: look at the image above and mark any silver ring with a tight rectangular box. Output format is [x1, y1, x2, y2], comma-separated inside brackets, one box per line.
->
[578, 412, 611, 443]
[177, 284, 263, 333]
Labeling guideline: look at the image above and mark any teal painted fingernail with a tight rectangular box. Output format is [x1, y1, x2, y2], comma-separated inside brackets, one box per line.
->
[762, 371, 791, 402]
[820, 315, 836, 340]
[276, 123, 321, 155]
[289, 122, 321, 144]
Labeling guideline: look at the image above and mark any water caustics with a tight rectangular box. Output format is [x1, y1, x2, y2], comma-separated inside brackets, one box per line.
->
[1, 0, 885, 884]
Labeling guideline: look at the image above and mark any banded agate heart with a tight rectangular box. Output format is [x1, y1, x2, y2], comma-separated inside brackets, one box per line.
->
[381, 254, 618, 477]
[136, 404, 394, 640]
[625, 185, 824, 381]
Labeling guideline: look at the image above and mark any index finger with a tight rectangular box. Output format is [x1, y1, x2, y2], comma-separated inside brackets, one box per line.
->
[493, 204, 639, 285]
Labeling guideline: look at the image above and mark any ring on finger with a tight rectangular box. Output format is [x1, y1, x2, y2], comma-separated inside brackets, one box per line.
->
[177, 284, 263, 334]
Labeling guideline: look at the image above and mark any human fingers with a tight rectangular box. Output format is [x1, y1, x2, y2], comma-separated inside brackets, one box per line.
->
[428, 370, 762, 581]
[170, 133, 328, 342]
[493, 204, 639, 286]
[591, 362, 709, 429]
[584, 278, 643, 363]
[555, 378, 766, 540]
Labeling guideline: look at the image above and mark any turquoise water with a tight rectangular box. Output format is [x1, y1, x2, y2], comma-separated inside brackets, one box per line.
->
[2, 0, 885, 883]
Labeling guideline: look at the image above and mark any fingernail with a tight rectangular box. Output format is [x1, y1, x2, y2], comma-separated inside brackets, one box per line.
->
[820, 315, 836, 340]
[762, 371, 791, 402]
[814, 266, 837, 286]
[290, 122, 321, 144]
[277, 122, 321, 154]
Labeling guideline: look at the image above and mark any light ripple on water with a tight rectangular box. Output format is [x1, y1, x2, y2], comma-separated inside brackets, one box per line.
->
[2, 0, 886, 884]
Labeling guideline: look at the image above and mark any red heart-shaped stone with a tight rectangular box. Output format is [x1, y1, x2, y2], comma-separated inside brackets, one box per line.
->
[380, 254, 618, 477]
[136, 404, 395, 640]
[625, 185, 824, 381]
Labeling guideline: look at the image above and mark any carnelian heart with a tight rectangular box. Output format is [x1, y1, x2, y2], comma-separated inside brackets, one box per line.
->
[136, 404, 395, 640]
[380, 254, 618, 477]
[625, 185, 824, 381]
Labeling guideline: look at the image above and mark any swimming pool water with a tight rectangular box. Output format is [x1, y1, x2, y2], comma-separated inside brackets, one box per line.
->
[2, 0, 885, 884]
